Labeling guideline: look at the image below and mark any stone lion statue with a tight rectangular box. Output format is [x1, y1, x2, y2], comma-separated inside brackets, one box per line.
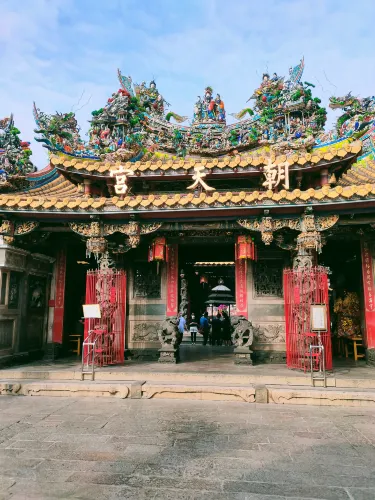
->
[157, 317, 181, 348]
[231, 315, 254, 348]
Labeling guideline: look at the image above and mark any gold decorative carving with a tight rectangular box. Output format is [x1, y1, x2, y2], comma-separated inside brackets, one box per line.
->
[0, 220, 14, 235]
[70, 220, 163, 250]
[238, 212, 339, 249]
[14, 221, 39, 236]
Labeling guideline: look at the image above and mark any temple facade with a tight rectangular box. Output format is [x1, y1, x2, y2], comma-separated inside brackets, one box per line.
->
[1, 59, 375, 367]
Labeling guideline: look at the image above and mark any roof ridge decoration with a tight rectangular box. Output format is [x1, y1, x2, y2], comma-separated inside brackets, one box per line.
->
[30, 59, 335, 166]
[0, 114, 36, 191]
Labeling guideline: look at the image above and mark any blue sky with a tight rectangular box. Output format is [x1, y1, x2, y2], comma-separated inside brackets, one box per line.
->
[1, 0, 375, 168]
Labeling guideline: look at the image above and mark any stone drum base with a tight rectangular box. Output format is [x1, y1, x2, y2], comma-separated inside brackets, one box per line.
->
[158, 346, 179, 363]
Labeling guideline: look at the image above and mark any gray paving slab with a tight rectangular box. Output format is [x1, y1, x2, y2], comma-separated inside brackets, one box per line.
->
[0, 397, 375, 499]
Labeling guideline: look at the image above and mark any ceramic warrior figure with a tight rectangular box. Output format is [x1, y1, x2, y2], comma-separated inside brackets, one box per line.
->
[204, 87, 215, 120]
[215, 94, 226, 122]
[194, 96, 203, 122]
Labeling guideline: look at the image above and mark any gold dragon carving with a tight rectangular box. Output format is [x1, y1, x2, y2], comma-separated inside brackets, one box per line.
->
[237, 213, 338, 247]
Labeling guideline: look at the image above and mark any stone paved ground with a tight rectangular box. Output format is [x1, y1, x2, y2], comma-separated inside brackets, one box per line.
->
[0, 397, 375, 499]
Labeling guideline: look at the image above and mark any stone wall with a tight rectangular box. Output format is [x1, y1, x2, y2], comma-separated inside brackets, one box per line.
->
[126, 262, 165, 359]
[247, 257, 287, 363]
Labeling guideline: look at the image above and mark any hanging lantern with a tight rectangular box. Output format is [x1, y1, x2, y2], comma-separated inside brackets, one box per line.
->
[200, 274, 208, 284]
[148, 237, 166, 262]
[86, 237, 107, 261]
[235, 235, 257, 261]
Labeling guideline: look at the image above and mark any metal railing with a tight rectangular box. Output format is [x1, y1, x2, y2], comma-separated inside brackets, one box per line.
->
[81, 330, 99, 381]
[309, 334, 326, 387]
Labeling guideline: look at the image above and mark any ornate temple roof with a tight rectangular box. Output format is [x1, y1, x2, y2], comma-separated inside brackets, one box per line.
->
[1, 59, 375, 221]
[0, 182, 374, 214]
[49, 139, 361, 177]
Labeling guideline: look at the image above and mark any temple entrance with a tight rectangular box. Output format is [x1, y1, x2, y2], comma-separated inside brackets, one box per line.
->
[320, 239, 365, 365]
[62, 241, 90, 355]
[179, 243, 236, 350]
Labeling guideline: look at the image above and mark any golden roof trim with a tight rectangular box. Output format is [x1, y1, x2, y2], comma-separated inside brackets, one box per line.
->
[0, 182, 374, 212]
[50, 140, 362, 176]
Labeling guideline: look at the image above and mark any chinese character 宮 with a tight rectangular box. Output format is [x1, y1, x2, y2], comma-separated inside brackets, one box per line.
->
[110, 166, 134, 195]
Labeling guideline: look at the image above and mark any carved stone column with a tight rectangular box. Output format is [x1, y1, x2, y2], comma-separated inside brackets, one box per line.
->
[179, 269, 188, 317]
[157, 317, 180, 363]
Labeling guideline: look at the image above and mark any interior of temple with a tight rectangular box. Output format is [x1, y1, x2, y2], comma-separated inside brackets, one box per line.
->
[179, 242, 235, 319]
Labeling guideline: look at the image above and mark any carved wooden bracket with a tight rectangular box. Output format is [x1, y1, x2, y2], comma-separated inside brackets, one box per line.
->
[69, 220, 163, 250]
[0, 220, 39, 244]
[237, 212, 339, 247]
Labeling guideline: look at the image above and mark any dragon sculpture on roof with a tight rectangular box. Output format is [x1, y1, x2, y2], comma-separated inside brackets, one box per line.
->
[0, 114, 35, 191]
[329, 92, 375, 138]
[34, 61, 375, 164]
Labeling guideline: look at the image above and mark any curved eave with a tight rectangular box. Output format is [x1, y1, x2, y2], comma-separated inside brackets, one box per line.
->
[1, 183, 375, 218]
[49, 140, 362, 179]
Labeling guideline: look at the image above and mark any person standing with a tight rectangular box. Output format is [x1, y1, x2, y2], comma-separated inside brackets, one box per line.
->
[178, 313, 187, 341]
[221, 311, 232, 346]
[189, 313, 199, 345]
[200, 311, 210, 346]
[211, 312, 222, 346]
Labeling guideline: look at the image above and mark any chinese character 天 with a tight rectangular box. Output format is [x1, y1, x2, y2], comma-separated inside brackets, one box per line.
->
[187, 166, 215, 192]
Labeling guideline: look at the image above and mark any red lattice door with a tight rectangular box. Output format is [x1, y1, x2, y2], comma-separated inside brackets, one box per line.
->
[83, 268, 126, 366]
[284, 266, 332, 371]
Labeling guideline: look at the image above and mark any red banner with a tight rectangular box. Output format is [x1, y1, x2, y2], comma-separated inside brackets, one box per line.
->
[361, 241, 375, 348]
[235, 258, 248, 318]
[166, 244, 178, 316]
[52, 247, 67, 343]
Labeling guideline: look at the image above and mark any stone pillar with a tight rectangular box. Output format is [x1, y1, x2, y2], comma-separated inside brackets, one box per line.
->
[160, 245, 180, 362]
[360, 241, 375, 366]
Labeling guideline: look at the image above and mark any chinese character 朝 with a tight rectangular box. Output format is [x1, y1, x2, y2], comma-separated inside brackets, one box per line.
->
[262, 160, 290, 191]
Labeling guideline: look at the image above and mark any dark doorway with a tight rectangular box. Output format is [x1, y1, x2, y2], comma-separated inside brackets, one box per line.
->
[179, 243, 235, 319]
[62, 242, 91, 354]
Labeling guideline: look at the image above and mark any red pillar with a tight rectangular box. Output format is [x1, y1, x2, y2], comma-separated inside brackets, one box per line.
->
[52, 246, 67, 344]
[361, 241, 375, 351]
[166, 244, 178, 317]
[235, 258, 248, 318]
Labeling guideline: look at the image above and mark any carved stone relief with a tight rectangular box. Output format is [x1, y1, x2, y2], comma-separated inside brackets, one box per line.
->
[133, 264, 161, 299]
[253, 261, 283, 298]
[132, 322, 161, 342]
[253, 323, 285, 343]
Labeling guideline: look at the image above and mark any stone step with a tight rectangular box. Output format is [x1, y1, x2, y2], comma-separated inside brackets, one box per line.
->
[1, 377, 375, 406]
[268, 385, 375, 407]
[0, 368, 321, 386]
[0, 379, 144, 399]
[2, 367, 375, 390]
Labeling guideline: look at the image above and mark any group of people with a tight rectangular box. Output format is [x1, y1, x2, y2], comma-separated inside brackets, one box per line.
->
[178, 311, 232, 346]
